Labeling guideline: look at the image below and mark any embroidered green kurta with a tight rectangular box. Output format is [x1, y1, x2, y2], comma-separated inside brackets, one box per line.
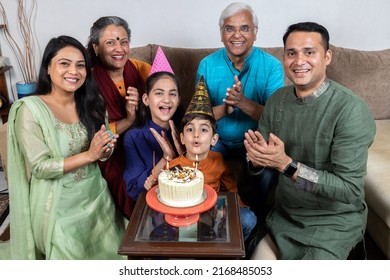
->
[3, 96, 126, 259]
[259, 80, 376, 259]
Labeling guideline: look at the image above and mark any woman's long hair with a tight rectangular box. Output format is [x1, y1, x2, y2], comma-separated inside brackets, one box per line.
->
[35, 35, 106, 141]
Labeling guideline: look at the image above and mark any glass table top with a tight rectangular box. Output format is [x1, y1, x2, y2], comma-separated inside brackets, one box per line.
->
[135, 195, 230, 243]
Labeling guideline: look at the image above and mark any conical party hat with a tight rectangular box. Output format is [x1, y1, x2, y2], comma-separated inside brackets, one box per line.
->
[184, 76, 214, 117]
[149, 46, 174, 75]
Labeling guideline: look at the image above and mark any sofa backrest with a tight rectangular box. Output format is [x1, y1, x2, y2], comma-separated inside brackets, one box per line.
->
[129, 44, 220, 115]
[327, 46, 390, 120]
[130, 44, 390, 120]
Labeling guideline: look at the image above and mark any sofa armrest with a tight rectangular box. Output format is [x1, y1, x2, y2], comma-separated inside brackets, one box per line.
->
[364, 119, 390, 259]
[0, 123, 7, 178]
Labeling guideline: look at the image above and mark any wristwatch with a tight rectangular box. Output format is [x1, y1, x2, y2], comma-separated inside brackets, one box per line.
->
[283, 160, 298, 177]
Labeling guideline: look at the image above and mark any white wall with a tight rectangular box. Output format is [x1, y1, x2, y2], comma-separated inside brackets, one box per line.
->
[1, 0, 390, 98]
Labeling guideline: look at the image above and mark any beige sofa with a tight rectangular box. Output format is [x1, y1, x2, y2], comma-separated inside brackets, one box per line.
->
[129, 44, 390, 259]
[0, 44, 389, 258]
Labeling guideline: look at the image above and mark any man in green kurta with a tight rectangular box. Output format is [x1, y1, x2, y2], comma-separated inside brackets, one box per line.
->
[245, 22, 376, 259]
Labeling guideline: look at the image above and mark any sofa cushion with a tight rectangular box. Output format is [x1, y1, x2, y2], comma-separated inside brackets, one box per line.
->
[327, 47, 390, 120]
[365, 120, 390, 225]
[364, 119, 390, 258]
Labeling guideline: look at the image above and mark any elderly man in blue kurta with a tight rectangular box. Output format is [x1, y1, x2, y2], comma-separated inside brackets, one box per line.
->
[196, 3, 284, 217]
[246, 22, 376, 260]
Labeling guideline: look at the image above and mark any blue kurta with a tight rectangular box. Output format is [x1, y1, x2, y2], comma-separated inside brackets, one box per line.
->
[197, 47, 284, 149]
[123, 119, 174, 201]
[259, 80, 376, 259]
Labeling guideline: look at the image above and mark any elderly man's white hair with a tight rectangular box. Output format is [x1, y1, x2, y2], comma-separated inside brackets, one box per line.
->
[218, 2, 259, 28]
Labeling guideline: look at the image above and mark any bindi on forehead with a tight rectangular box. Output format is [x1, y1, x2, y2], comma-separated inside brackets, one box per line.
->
[110, 34, 126, 41]
[113, 34, 128, 42]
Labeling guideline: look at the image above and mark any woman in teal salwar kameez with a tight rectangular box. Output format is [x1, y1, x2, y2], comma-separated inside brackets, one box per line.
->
[1, 36, 126, 259]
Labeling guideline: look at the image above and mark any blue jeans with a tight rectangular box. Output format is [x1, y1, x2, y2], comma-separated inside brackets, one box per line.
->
[240, 207, 257, 241]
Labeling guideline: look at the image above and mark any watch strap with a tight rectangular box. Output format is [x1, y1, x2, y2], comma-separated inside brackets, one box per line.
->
[283, 160, 298, 177]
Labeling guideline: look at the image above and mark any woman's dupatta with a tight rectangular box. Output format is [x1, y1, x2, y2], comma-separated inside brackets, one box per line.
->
[92, 59, 145, 123]
[7, 97, 63, 259]
[92, 60, 144, 219]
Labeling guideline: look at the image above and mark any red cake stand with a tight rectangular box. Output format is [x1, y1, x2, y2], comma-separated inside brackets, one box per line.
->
[146, 184, 217, 227]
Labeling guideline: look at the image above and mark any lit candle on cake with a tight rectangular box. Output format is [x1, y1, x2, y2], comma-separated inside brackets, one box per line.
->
[166, 156, 170, 171]
[195, 154, 199, 173]
[192, 161, 196, 177]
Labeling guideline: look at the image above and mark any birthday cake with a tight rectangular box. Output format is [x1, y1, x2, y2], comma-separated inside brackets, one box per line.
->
[158, 165, 204, 207]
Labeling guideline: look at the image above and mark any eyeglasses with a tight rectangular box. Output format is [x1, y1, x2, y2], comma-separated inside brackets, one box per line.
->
[221, 25, 254, 35]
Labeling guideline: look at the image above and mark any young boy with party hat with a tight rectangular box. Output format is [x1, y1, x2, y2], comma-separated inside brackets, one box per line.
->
[169, 76, 257, 241]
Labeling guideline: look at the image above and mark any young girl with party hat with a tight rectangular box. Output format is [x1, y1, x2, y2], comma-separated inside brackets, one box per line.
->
[123, 47, 183, 201]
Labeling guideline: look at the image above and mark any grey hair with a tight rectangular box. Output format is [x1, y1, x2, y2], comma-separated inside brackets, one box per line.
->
[218, 2, 258, 28]
[89, 16, 131, 46]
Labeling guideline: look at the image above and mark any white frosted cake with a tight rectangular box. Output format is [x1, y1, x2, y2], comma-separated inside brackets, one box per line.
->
[158, 166, 204, 207]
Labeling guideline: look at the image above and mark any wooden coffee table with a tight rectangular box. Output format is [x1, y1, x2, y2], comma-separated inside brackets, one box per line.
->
[118, 191, 245, 259]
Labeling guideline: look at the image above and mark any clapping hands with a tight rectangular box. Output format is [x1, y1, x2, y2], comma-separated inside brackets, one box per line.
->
[89, 124, 118, 161]
[224, 75, 246, 111]
[244, 130, 290, 172]
[124, 86, 139, 124]
[150, 120, 184, 159]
